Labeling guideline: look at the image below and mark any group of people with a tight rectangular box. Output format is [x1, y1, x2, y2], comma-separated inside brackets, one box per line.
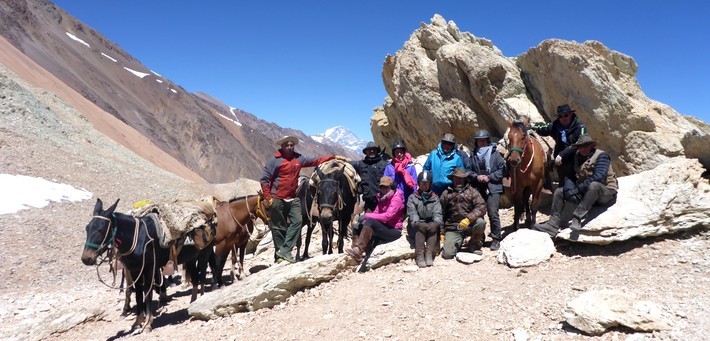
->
[259, 104, 619, 269]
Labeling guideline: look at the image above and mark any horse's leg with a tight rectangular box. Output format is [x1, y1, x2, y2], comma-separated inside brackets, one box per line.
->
[121, 268, 133, 318]
[130, 271, 145, 332]
[524, 187, 533, 227]
[238, 243, 247, 280]
[337, 218, 347, 254]
[186, 259, 199, 303]
[512, 193, 522, 231]
[302, 222, 315, 260]
[213, 242, 229, 288]
[142, 273, 155, 333]
[229, 245, 237, 282]
[531, 178, 544, 226]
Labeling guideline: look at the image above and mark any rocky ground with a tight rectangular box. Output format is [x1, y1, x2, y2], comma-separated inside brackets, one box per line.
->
[1, 65, 708, 340]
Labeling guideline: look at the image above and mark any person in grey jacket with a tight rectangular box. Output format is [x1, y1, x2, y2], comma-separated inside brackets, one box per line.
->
[470, 130, 506, 251]
[407, 170, 442, 268]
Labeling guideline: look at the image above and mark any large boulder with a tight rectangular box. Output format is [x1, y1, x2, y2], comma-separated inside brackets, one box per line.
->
[497, 229, 555, 267]
[375, 14, 543, 156]
[564, 290, 672, 335]
[373, 15, 710, 175]
[557, 158, 710, 244]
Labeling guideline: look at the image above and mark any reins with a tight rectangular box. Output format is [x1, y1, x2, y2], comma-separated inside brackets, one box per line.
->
[228, 195, 265, 245]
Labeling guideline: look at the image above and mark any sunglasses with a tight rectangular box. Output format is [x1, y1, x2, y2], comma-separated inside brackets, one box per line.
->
[284, 143, 295, 147]
[558, 113, 571, 118]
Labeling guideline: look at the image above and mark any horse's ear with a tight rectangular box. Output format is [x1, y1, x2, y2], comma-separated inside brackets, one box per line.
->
[507, 118, 513, 126]
[93, 198, 103, 215]
[523, 116, 530, 126]
[106, 199, 120, 214]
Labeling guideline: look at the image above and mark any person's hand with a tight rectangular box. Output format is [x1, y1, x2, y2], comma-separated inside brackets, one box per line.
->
[458, 217, 471, 230]
[357, 213, 366, 223]
[477, 175, 489, 183]
[264, 198, 273, 210]
[563, 186, 582, 203]
[555, 155, 563, 166]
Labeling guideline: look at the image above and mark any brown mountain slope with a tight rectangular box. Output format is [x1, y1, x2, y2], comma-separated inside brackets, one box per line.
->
[0, 0, 357, 183]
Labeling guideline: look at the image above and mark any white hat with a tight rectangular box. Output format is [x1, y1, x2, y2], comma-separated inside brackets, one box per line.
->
[276, 135, 299, 146]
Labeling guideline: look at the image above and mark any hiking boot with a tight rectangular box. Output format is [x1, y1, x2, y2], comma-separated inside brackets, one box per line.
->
[415, 253, 426, 268]
[570, 216, 582, 231]
[346, 226, 373, 264]
[425, 232, 437, 267]
[532, 215, 560, 238]
[490, 239, 501, 251]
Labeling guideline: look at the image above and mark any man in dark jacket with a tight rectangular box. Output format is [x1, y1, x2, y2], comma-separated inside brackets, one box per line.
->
[470, 130, 506, 251]
[531, 104, 588, 186]
[533, 135, 618, 236]
[350, 141, 389, 212]
[440, 168, 487, 259]
[407, 170, 442, 267]
[261, 136, 345, 263]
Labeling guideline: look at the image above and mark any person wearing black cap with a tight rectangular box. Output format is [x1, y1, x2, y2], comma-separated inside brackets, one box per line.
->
[423, 133, 466, 195]
[470, 130, 506, 251]
[440, 168, 487, 259]
[530, 104, 588, 186]
[350, 141, 389, 212]
[407, 170, 442, 267]
[532, 135, 618, 236]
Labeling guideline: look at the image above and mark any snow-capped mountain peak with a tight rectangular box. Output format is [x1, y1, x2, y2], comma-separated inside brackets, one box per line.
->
[312, 126, 367, 155]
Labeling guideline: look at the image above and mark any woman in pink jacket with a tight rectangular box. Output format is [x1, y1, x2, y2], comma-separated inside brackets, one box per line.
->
[346, 176, 405, 264]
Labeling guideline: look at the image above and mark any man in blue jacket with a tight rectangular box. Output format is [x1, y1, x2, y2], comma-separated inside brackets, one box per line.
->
[423, 133, 465, 195]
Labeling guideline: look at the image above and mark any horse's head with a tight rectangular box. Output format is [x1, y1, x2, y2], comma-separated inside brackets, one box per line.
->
[81, 198, 119, 266]
[507, 118, 530, 167]
[255, 190, 270, 225]
[316, 168, 343, 223]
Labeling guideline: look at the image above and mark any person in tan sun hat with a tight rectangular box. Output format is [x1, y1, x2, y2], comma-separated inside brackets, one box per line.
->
[533, 135, 618, 237]
[261, 135, 348, 263]
[346, 176, 405, 267]
[439, 167, 487, 259]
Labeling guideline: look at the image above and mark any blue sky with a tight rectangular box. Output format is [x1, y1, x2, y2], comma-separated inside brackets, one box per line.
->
[52, 1, 709, 141]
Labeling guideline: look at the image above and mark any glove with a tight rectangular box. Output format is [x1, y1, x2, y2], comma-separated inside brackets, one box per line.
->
[440, 234, 445, 245]
[555, 155, 563, 166]
[563, 186, 583, 203]
[357, 213, 366, 223]
[458, 217, 471, 230]
[334, 155, 350, 162]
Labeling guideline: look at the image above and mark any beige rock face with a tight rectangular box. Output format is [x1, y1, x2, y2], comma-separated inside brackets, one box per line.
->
[375, 14, 543, 156]
[374, 15, 709, 174]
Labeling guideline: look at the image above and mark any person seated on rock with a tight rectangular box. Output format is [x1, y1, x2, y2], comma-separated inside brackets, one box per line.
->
[440, 168, 487, 259]
[470, 130, 507, 251]
[346, 176, 405, 265]
[530, 104, 588, 187]
[350, 141, 389, 213]
[407, 170, 442, 268]
[423, 133, 466, 195]
[532, 135, 618, 237]
[384, 140, 418, 205]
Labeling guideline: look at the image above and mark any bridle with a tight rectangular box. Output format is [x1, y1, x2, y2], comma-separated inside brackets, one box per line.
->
[315, 178, 344, 212]
[85, 215, 116, 257]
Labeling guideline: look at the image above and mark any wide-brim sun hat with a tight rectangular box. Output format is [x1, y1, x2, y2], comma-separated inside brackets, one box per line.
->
[556, 104, 576, 116]
[447, 167, 471, 180]
[276, 135, 299, 146]
[572, 135, 597, 147]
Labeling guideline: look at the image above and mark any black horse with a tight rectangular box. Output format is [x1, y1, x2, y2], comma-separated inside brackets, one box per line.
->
[81, 198, 213, 333]
[305, 161, 357, 256]
[295, 175, 318, 260]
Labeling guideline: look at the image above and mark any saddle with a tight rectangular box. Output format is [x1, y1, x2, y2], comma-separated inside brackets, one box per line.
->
[132, 197, 217, 249]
